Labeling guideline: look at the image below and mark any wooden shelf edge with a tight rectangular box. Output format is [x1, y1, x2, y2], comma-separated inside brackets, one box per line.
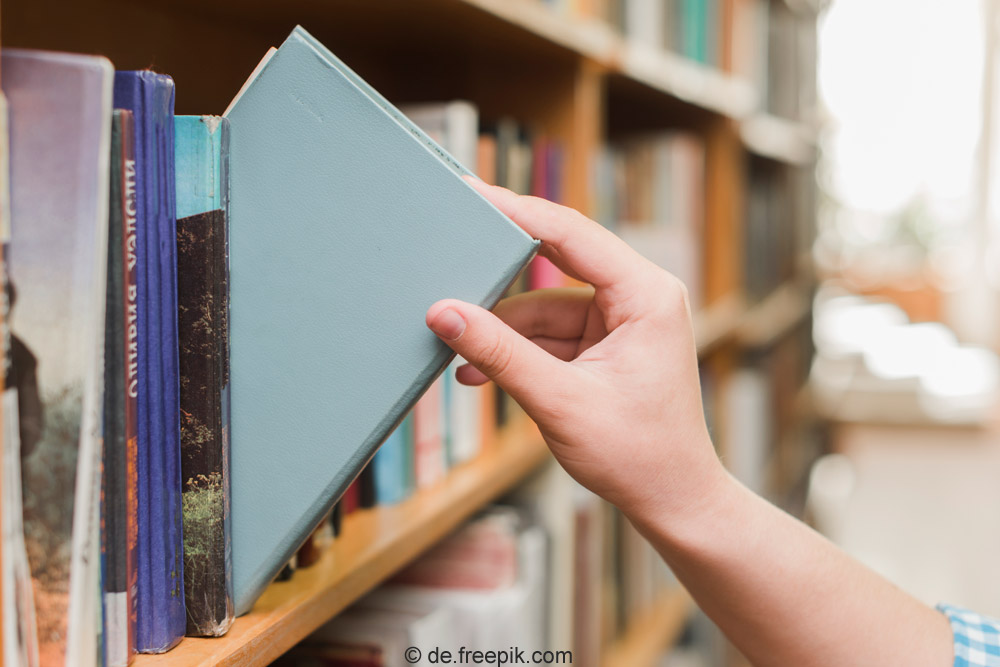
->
[741, 113, 817, 166]
[456, 0, 619, 63]
[135, 422, 551, 667]
[695, 293, 748, 357]
[601, 586, 694, 667]
[736, 281, 813, 349]
[614, 44, 757, 118]
[453, 0, 757, 119]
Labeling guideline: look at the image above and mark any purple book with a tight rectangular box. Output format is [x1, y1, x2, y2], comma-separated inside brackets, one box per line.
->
[113, 71, 185, 654]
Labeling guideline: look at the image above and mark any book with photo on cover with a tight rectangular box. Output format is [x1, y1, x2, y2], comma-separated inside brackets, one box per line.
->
[174, 114, 233, 637]
[3, 47, 114, 666]
[223, 26, 538, 615]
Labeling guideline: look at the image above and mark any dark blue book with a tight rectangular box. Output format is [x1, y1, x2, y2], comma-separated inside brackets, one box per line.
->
[112, 71, 185, 654]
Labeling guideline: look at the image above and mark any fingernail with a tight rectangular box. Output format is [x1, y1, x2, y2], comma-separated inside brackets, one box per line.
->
[429, 308, 466, 341]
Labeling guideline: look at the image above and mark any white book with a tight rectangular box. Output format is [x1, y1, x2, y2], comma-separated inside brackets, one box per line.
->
[624, 0, 665, 49]
[401, 101, 480, 171]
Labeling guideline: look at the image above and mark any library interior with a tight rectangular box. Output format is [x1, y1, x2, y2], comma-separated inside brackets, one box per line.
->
[3, 0, 1000, 665]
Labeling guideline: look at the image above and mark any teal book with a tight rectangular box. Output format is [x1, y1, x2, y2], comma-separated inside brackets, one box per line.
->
[372, 414, 414, 505]
[223, 26, 538, 615]
[682, 0, 707, 63]
[174, 115, 234, 636]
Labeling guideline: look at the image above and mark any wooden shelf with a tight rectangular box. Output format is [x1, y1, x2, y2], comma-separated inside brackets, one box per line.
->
[431, 0, 757, 118]
[741, 113, 817, 166]
[695, 293, 748, 357]
[135, 423, 550, 667]
[614, 44, 757, 118]
[736, 281, 814, 349]
[456, 0, 619, 64]
[601, 586, 694, 667]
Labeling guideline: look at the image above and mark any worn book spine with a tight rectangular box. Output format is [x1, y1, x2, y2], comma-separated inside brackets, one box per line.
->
[102, 109, 131, 667]
[175, 115, 234, 637]
[120, 108, 139, 665]
[113, 71, 186, 653]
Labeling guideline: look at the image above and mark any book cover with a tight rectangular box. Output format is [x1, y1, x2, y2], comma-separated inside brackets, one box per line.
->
[174, 115, 234, 637]
[3, 48, 113, 666]
[0, 90, 41, 667]
[223, 26, 538, 614]
[102, 109, 133, 667]
[113, 71, 185, 653]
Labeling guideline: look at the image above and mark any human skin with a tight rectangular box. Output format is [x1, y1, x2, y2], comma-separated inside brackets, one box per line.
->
[425, 178, 954, 667]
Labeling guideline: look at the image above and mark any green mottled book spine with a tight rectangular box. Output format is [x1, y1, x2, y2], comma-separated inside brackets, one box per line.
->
[175, 116, 233, 636]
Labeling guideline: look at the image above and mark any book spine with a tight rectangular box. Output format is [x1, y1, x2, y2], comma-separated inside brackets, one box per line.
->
[341, 477, 361, 515]
[372, 419, 409, 505]
[444, 358, 482, 467]
[120, 110, 138, 663]
[102, 109, 130, 667]
[413, 378, 446, 488]
[358, 461, 376, 510]
[113, 71, 186, 653]
[175, 116, 234, 637]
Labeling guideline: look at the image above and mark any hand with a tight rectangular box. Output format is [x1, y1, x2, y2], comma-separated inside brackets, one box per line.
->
[426, 179, 726, 523]
[430, 184, 956, 667]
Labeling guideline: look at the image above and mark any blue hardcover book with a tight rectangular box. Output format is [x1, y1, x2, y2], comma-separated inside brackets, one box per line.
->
[174, 116, 234, 637]
[224, 26, 538, 614]
[112, 71, 185, 653]
[372, 415, 414, 505]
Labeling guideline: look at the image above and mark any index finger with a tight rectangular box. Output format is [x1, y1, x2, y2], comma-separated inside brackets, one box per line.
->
[465, 177, 654, 296]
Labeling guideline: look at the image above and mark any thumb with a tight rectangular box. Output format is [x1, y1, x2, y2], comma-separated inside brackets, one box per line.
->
[426, 298, 562, 411]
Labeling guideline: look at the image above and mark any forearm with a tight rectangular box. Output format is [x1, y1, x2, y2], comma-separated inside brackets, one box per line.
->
[627, 467, 953, 667]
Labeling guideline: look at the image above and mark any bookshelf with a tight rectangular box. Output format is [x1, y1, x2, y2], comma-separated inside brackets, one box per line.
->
[134, 422, 549, 667]
[601, 587, 694, 667]
[2, 0, 820, 664]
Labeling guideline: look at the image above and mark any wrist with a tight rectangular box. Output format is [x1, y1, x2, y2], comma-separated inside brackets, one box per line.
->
[620, 434, 738, 546]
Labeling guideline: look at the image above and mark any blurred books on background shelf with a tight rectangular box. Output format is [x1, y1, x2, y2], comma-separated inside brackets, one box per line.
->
[594, 132, 705, 308]
[275, 496, 687, 667]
